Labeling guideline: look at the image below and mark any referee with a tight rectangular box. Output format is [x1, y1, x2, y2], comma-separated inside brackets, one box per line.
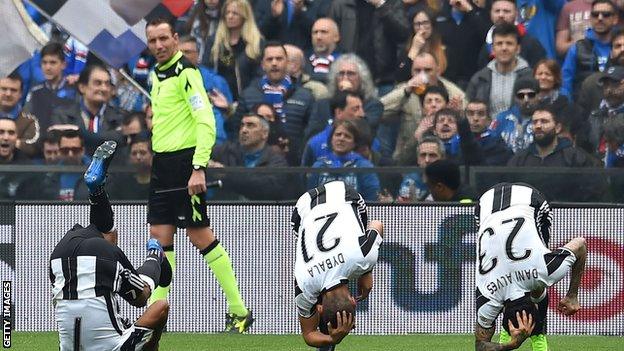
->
[145, 18, 253, 333]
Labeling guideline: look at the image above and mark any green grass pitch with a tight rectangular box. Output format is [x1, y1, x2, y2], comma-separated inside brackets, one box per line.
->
[11, 332, 622, 350]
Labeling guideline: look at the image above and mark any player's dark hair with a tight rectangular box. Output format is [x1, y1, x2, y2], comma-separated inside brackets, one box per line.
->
[502, 295, 539, 334]
[322, 288, 356, 329]
[492, 22, 520, 44]
[40, 42, 65, 61]
[424, 159, 460, 190]
[145, 16, 177, 34]
[78, 64, 110, 87]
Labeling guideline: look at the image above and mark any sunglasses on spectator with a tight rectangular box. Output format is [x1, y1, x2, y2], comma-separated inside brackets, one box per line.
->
[465, 109, 487, 117]
[516, 91, 537, 99]
[60, 147, 83, 155]
[338, 70, 357, 78]
[590, 11, 614, 18]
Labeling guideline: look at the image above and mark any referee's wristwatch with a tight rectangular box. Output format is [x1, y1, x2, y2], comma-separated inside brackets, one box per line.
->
[192, 164, 205, 171]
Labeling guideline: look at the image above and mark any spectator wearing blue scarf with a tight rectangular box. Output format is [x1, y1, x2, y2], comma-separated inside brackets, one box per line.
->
[308, 119, 380, 201]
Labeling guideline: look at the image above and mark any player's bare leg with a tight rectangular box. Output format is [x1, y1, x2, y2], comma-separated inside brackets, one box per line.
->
[187, 226, 253, 333]
[149, 225, 176, 303]
[136, 300, 169, 351]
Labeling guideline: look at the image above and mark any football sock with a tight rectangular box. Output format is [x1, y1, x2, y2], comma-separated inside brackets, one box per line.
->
[530, 334, 548, 351]
[201, 240, 247, 317]
[150, 246, 175, 304]
[499, 329, 511, 344]
[89, 187, 114, 233]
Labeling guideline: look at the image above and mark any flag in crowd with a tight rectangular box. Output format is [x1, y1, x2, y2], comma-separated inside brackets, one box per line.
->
[0, 0, 47, 77]
[23, 0, 193, 68]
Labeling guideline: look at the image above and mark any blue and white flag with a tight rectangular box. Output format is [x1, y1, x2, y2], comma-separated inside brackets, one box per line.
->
[0, 0, 47, 77]
[26, 0, 193, 68]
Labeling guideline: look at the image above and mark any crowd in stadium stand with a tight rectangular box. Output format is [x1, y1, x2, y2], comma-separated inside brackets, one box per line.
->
[2, 0, 624, 202]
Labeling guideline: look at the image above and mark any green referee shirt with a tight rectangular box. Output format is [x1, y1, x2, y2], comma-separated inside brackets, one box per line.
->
[150, 51, 216, 167]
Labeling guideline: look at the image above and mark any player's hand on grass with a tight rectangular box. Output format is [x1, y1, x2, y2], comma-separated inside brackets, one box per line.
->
[557, 295, 580, 316]
[328, 311, 354, 344]
[508, 310, 534, 348]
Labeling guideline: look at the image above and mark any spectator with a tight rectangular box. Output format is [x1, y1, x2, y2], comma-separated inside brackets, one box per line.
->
[182, 0, 222, 61]
[108, 135, 153, 200]
[556, 0, 593, 58]
[534, 59, 567, 104]
[49, 64, 124, 154]
[110, 69, 147, 113]
[578, 27, 624, 116]
[307, 54, 383, 138]
[492, 76, 540, 152]
[0, 72, 41, 158]
[180, 35, 234, 144]
[604, 117, 624, 167]
[395, 9, 448, 82]
[403, 0, 442, 19]
[284, 44, 330, 100]
[210, 113, 290, 199]
[516, 0, 566, 59]
[431, 107, 484, 165]
[0, 118, 30, 199]
[396, 135, 446, 202]
[561, 0, 618, 99]
[40, 131, 61, 165]
[308, 119, 381, 201]
[477, 0, 547, 69]
[384, 52, 466, 161]
[508, 103, 601, 167]
[252, 102, 290, 155]
[121, 112, 147, 147]
[205, 0, 264, 99]
[466, 99, 513, 165]
[587, 65, 624, 157]
[328, 0, 410, 90]
[233, 42, 314, 165]
[436, 0, 491, 89]
[302, 91, 365, 166]
[413, 86, 451, 143]
[423, 159, 475, 202]
[305, 18, 341, 83]
[57, 130, 90, 201]
[23, 42, 77, 133]
[257, 0, 316, 50]
[467, 23, 533, 117]
[0, 118, 30, 164]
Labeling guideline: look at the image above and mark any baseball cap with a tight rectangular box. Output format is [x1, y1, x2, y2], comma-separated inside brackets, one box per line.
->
[599, 65, 624, 85]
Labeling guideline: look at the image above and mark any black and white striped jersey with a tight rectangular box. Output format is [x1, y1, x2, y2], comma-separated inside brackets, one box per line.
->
[49, 223, 141, 302]
[291, 181, 381, 318]
[475, 182, 553, 245]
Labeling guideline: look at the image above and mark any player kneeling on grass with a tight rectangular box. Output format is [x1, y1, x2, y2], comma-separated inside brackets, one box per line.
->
[49, 141, 172, 351]
[474, 182, 587, 351]
[291, 180, 384, 350]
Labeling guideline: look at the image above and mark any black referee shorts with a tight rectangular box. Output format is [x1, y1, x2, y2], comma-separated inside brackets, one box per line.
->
[148, 148, 210, 228]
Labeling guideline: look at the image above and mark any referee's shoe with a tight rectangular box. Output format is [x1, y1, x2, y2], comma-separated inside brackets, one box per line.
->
[224, 310, 255, 333]
[84, 140, 117, 192]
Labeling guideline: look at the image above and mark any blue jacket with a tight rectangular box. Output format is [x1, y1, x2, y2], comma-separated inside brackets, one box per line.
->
[308, 152, 380, 201]
[516, 0, 565, 59]
[492, 105, 534, 153]
[199, 65, 233, 145]
[562, 29, 611, 99]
